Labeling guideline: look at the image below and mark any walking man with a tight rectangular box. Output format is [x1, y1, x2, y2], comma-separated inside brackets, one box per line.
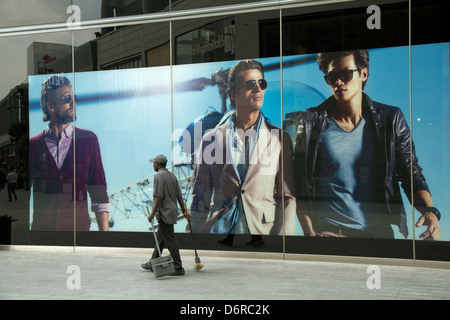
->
[141, 154, 189, 275]
[6, 168, 18, 201]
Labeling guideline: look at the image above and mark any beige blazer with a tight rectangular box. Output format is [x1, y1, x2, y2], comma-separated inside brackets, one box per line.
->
[189, 116, 297, 235]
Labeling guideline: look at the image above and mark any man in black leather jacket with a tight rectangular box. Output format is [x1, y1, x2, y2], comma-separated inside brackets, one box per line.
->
[294, 49, 441, 239]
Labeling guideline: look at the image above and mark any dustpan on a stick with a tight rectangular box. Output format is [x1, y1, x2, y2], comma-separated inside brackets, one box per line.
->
[150, 222, 175, 278]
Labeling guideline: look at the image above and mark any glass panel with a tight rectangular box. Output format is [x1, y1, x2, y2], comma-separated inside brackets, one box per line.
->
[70, 23, 170, 242]
[73, 0, 170, 23]
[411, 0, 450, 261]
[0, 35, 30, 246]
[174, 16, 236, 64]
[283, 1, 415, 259]
[94, 23, 171, 70]
[171, 0, 263, 12]
[411, 42, 449, 245]
[0, 0, 71, 28]
[172, 12, 284, 254]
[0, 31, 74, 246]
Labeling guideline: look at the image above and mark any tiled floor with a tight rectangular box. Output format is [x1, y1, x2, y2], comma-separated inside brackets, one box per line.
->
[1, 246, 449, 301]
[1, 188, 449, 304]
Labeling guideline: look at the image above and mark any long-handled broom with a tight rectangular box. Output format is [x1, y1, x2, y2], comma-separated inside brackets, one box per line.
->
[186, 212, 204, 271]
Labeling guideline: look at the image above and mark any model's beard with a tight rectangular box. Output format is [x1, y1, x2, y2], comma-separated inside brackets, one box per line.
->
[57, 111, 76, 124]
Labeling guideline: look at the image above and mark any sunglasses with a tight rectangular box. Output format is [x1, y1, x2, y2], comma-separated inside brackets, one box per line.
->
[324, 68, 359, 85]
[236, 79, 267, 91]
[57, 94, 78, 104]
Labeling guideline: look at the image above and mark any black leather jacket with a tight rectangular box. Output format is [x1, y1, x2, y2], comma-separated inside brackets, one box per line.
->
[293, 93, 429, 237]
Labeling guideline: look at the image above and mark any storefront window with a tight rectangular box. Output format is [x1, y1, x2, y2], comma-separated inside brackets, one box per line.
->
[73, 24, 171, 246]
[282, 1, 415, 258]
[1, 0, 448, 262]
[410, 5, 450, 258]
[172, 12, 285, 253]
[1, 31, 74, 245]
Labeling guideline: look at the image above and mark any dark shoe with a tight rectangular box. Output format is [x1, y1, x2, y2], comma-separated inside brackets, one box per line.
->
[141, 261, 153, 271]
[218, 238, 233, 246]
[246, 239, 265, 247]
[252, 239, 265, 247]
[171, 268, 185, 276]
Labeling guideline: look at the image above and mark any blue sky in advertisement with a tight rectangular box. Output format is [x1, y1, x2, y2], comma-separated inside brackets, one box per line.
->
[29, 43, 449, 239]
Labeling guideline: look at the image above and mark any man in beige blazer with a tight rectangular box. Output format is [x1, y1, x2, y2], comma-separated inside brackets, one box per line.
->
[188, 59, 296, 243]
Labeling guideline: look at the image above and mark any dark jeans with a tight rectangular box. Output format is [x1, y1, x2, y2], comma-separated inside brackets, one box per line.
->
[7, 183, 17, 201]
[151, 219, 183, 269]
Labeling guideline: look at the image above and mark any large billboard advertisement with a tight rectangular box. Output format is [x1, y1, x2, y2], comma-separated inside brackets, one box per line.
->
[28, 43, 449, 242]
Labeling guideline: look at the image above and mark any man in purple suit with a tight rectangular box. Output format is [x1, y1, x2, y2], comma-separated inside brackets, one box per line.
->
[29, 75, 109, 231]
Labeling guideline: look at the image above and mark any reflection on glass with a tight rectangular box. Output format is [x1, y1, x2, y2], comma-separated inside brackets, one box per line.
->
[95, 23, 170, 69]
[0, 0, 71, 28]
[175, 17, 235, 64]
[171, 0, 262, 12]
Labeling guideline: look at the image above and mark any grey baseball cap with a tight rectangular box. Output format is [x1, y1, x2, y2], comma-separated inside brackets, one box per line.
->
[149, 154, 168, 164]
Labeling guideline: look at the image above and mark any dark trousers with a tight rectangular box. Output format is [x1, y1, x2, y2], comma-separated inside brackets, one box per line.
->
[7, 183, 17, 201]
[151, 219, 182, 269]
[222, 233, 263, 245]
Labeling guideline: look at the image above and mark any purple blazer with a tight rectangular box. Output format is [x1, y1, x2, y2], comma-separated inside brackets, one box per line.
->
[30, 127, 109, 231]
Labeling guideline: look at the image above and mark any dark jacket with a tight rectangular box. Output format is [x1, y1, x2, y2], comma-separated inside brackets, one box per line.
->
[30, 127, 109, 231]
[293, 93, 429, 237]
